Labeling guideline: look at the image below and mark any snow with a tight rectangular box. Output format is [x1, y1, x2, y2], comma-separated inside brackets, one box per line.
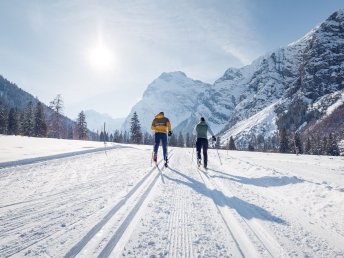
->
[325, 91, 344, 116]
[0, 134, 116, 166]
[221, 102, 278, 146]
[1, 136, 344, 257]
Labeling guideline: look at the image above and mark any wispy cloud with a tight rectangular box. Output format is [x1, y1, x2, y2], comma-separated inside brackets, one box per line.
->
[0, 0, 264, 117]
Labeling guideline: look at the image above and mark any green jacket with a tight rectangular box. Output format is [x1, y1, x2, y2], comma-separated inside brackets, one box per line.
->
[194, 121, 215, 139]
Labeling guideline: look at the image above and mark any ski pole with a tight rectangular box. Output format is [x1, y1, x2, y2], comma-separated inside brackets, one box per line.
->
[191, 140, 195, 163]
[213, 140, 222, 166]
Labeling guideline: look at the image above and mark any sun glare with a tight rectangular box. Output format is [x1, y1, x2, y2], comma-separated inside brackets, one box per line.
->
[88, 44, 115, 72]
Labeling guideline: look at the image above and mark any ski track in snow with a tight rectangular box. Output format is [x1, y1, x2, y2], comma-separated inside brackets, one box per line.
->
[1, 146, 343, 257]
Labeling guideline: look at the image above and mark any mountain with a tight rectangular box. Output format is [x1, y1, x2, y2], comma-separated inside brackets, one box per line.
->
[84, 110, 125, 133]
[0, 75, 96, 139]
[123, 9, 344, 148]
[122, 71, 211, 134]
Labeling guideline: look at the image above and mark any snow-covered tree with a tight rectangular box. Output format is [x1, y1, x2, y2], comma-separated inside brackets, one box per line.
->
[130, 112, 143, 144]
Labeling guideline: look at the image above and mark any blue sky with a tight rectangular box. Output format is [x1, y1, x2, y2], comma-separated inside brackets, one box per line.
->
[0, 0, 342, 119]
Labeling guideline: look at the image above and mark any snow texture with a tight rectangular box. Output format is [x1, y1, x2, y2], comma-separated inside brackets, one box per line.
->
[0, 136, 343, 257]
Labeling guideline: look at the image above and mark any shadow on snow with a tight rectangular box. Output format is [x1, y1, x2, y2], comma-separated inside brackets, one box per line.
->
[165, 168, 287, 225]
[208, 169, 303, 188]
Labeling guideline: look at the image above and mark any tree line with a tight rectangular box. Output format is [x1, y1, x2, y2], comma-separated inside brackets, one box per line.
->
[229, 128, 341, 156]
[110, 112, 197, 147]
[0, 94, 92, 140]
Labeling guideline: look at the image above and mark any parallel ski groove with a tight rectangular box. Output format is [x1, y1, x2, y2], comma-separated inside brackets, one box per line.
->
[97, 152, 173, 257]
[196, 159, 288, 258]
[64, 155, 169, 258]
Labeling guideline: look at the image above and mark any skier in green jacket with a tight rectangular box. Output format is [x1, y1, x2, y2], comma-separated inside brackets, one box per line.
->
[193, 117, 216, 169]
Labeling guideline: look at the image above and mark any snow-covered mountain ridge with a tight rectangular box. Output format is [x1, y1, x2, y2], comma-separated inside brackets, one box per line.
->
[84, 110, 125, 133]
[122, 71, 211, 133]
[123, 9, 344, 147]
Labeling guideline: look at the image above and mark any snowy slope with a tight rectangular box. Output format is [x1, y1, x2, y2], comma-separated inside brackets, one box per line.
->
[1, 137, 344, 257]
[0, 134, 116, 167]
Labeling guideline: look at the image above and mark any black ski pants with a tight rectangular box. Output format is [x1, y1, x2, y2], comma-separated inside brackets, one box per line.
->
[196, 138, 208, 166]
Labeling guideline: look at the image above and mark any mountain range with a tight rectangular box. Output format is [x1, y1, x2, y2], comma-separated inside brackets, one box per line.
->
[123, 9, 344, 147]
[84, 110, 125, 133]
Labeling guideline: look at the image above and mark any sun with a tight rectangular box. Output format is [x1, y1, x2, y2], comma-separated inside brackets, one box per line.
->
[88, 44, 115, 72]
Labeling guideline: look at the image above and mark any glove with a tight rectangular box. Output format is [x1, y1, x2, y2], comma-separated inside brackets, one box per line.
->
[168, 131, 172, 137]
[212, 136, 216, 141]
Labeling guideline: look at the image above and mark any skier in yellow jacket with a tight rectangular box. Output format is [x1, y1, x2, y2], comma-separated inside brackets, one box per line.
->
[151, 112, 172, 166]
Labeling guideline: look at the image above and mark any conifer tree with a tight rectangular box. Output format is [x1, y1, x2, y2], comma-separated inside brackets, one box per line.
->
[228, 136, 237, 150]
[77, 111, 88, 140]
[143, 132, 153, 145]
[178, 132, 184, 147]
[215, 136, 221, 149]
[18, 111, 25, 135]
[34, 102, 47, 137]
[124, 130, 130, 143]
[185, 133, 191, 147]
[130, 112, 143, 144]
[0, 103, 7, 134]
[99, 131, 104, 142]
[305, 137, 311, 154]
[67, 125, 73, 139]
[248, 143, 254, 151]
[327, 133, 340, 156]
[22, 101, 35, 136]
[169, 133, 177, 146]
[322, 136, 328, 155]
[293, 132, 303, 154]
[279, 128, 289, 153]
[7, 108, 19, 135]
[119, 131, 124, 143]
[49, 94, 64, 138]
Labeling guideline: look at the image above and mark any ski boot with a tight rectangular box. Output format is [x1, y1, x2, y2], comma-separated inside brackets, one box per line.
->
[197, 159, 202, 167]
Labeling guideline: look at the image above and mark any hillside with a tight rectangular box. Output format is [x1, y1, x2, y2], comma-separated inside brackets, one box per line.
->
[122, 9, 344, 148]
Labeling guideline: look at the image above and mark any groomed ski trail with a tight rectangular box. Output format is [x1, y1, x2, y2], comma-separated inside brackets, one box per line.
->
[1, 146, 343, 257]
[64, 152, 173, 258]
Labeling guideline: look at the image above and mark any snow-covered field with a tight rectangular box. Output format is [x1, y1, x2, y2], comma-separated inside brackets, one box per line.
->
[0, 136, 344, 257]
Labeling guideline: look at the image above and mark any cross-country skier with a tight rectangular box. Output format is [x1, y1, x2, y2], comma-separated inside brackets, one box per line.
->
[151, 112, 172, 167]
[193, 117, 216, 169]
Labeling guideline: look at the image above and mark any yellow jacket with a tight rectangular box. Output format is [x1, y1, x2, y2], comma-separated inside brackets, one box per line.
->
[151, 112, 171, 133]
